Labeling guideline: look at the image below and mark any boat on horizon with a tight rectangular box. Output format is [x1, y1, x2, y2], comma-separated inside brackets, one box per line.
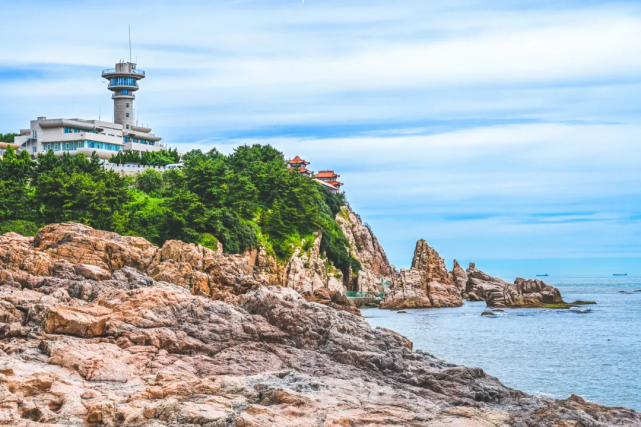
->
[613, 273, 628, 277]
[536, 274, 549, 277]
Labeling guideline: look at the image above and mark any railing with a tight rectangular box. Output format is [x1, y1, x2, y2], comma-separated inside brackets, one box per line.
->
[342, 291, 385, 299]
[102, 68, 145, 76]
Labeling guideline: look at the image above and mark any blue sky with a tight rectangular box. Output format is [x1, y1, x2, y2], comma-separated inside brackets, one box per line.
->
[2, 0, 641, 276]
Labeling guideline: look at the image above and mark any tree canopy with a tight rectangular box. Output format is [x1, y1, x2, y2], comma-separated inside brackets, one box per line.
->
[0, 133, 18, 143]
[0, 144, 359, 278]
[109, 148, 181, 166]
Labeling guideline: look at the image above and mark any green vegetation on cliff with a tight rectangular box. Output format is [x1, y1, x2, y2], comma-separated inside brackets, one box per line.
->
[0, 145, 360, 276]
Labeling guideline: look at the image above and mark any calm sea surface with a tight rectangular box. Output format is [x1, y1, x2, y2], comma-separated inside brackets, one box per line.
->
[361, 278, 641, 411]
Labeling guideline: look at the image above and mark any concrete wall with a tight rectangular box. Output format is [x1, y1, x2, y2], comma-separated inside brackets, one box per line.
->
[114, 98, 134, 129]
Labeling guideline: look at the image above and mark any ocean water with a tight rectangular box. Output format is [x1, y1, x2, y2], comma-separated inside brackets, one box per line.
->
[361, 278, 641, 411]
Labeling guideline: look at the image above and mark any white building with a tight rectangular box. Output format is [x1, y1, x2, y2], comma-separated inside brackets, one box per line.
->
[15, 60, 165, 160]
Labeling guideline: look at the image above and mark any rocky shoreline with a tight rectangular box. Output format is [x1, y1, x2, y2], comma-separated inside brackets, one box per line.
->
[0, 224, 639, 425]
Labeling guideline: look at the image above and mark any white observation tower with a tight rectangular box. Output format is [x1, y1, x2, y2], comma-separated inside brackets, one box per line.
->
[101, 62, 145, 130]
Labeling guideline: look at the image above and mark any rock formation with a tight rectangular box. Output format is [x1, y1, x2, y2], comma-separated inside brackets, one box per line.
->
[335, 206, 396, 293]
[0, 235, 638, 426]
[381, 240, 463, 309]
[466, 262, 565, 308]
[451, 259, 468, 296]
[283, 233, 343, 294]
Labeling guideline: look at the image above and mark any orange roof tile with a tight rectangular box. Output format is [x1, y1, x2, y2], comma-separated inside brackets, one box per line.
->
[286, 155, 310, 165]
[315, 170, 340, 178]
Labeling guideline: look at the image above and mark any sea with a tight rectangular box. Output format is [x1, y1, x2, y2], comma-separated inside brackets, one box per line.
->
[361, 277, 641, 411]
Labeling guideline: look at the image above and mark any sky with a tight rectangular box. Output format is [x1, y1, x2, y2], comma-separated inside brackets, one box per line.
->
[1, 0, 641, 277]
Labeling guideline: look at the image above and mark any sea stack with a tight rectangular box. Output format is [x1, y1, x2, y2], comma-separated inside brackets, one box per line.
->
[381, 239, 463, 309]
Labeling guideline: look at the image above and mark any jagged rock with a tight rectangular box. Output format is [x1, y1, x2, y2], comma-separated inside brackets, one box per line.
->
[34, 223, 158, 272]
[336, 206, 396, 293]
[285, 233, 343, 294]
[451, 259, 468, 296]
[466, 263, 565, 308]
[382, 240, 463, 309]
[0, 232, 53, 276]
[300, 288, 360, 316]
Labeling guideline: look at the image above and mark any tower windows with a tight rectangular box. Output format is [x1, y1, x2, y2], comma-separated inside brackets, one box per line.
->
[126, 113, 130, 118]
[126, 103, 130, 108]
[126, 125, 130, 129]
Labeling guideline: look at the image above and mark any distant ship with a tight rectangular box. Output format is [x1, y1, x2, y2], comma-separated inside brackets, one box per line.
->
[536, 274, 549, 277]
[613, 273, 628, 277]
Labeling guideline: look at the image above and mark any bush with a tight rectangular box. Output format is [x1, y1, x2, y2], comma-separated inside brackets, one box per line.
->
[198, 233, 219, 252]
[0, 220, 39, 236]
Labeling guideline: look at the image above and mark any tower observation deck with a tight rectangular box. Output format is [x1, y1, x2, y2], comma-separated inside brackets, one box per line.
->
[101, 62, 145, 130]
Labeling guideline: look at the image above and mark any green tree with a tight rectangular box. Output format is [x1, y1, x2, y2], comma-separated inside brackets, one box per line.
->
[0, 133, 18, 143]
[136, 169, 164, 194]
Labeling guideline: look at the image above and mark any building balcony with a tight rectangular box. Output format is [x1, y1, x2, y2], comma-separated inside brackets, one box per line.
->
[102, 68, 145, 78]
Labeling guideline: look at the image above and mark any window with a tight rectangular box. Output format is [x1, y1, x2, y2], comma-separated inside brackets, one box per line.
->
[126, 103, 129, 108]
[126, 125, 130, 129]
[33, 130, 37, 138]
[126, 113, 130, 118]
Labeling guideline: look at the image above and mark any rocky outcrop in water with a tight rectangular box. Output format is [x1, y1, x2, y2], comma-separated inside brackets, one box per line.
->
[0, 232, 638, 426]
[381, 240, 463, 309]
[465, 262, 565, 308]
[451, 259, 468, 296]
[335, 206, 396, 293]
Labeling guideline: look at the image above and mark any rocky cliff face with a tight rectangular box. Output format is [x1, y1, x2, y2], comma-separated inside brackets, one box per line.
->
[381, 240, 463, 309]
[283, 233, 343, 294]
[335, 206, 396, 293]
[0, 229, 638, 426]
[465, 262, 565, 308]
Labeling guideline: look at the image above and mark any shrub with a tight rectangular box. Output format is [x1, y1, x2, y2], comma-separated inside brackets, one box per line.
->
[0, 220, 39, 237]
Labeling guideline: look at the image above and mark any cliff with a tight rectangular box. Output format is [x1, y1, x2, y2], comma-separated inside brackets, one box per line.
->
[0, 226, 638, 426]
[335, 206, 396, 293]
[381, 239, 463, 309]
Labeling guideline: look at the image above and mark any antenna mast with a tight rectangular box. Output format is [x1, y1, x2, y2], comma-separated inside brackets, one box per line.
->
[129, 25, 132, 63]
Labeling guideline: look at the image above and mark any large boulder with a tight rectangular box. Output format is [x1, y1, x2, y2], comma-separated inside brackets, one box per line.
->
[382, 240, 462, 309]
[33, 223, 158, 272]
[466, 263, 565, 308]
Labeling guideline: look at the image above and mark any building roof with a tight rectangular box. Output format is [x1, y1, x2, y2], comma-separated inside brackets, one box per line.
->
[327, 181, 344, 187]
[314, 179, 338, 191]
[316, 170, 340, 178]
[286, 156, 310, 165]
[0, 142, 20, 150]
[289, 166, 314, 174]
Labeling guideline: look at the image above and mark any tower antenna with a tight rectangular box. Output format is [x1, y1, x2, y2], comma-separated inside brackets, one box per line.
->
[129, 25, 132, 63]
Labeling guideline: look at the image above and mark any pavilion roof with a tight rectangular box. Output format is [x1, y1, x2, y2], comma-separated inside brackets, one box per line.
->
[316, 170, 340, 178]
[286, 156, 310, 165]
